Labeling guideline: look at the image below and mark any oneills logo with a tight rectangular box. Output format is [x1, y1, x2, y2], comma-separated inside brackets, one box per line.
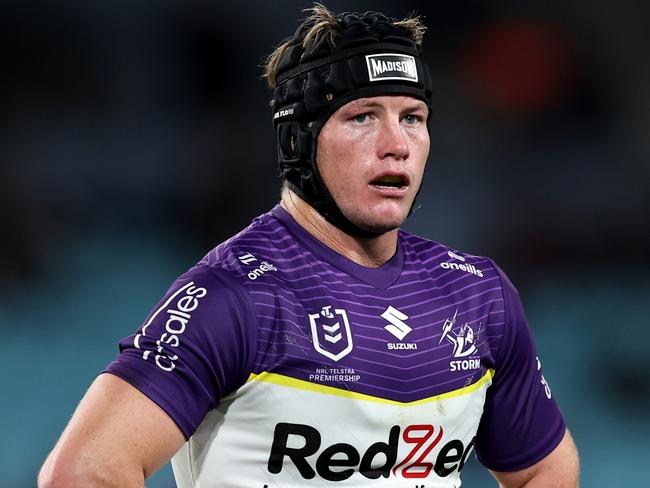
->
[365, 53, 418, 82]
[440, 251, 483, 277]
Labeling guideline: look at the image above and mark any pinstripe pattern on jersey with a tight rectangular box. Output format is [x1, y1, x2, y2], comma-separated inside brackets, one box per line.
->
[202, 206, 506, 403]
[246, 368, 495, 405]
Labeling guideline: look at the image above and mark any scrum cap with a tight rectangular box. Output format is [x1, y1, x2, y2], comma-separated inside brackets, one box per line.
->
[272, 8, 433, 237]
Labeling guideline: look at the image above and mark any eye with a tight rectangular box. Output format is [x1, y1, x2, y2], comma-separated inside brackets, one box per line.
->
[403, 114, 422, 125]
[352, 113, 369, 123]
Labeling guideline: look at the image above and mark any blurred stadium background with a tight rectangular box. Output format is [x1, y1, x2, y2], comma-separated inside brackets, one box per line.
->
[1, 0, 648, 486]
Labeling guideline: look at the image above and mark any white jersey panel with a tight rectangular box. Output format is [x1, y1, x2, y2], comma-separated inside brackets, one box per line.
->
[171, 371, 492, 487]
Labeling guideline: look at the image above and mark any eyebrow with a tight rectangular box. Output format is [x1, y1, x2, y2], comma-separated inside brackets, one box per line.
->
[353, 101, 382, 109]
[402, 102, 428, 112]
[346, 100, 428, 111]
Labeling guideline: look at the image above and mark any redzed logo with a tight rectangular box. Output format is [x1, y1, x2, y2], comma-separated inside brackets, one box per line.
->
[267, 422, 474, 482]
[392, 425, 443, 478]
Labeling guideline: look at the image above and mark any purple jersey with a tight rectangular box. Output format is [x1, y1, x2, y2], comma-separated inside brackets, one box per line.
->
[105, 206, 565, 487]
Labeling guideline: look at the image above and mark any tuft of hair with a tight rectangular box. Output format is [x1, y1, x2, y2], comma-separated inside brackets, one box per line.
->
[394, 13, 427, 47]
[263, 3, 426, 89]
[263, 3, 339, 89]
[263, 38, 293, 89]
[300, 3, 341, 51]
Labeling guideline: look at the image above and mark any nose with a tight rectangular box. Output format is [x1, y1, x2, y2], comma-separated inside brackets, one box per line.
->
[377, 116, 409, 161]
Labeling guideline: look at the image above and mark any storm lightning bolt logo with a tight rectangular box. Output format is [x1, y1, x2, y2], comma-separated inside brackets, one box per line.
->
[439, 309, 478, 358]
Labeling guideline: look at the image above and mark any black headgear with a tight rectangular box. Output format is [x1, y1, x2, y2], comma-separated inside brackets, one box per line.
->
[272, 9, 433, 237]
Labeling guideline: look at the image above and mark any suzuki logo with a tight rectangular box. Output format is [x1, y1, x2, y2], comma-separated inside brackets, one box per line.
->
[382, 306, 412, 341]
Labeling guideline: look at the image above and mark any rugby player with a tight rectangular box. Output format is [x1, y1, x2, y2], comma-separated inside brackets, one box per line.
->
[39, 4, 579, 487]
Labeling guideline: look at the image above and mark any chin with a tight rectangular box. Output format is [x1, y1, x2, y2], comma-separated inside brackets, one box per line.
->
[354, 209, 409, 235]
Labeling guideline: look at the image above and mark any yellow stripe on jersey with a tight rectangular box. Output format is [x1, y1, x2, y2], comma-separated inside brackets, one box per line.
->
[246, 369, 495, 406]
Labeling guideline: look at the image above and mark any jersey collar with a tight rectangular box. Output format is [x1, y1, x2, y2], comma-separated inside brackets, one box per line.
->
[271, 205, 404, 289]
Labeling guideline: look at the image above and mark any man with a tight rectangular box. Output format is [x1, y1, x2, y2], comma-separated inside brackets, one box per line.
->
[39, 5, 579, 487]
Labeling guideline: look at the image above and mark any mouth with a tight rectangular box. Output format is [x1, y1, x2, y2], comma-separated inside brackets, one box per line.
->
[369, 173, 410, 192]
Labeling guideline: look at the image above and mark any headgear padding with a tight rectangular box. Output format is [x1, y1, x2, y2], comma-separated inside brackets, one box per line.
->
[272, 10, 433, 237]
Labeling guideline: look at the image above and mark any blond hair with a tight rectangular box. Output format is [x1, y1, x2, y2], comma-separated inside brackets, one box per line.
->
[263, 3, 426, 89]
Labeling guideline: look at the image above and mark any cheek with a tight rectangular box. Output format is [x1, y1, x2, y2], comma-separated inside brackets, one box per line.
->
[410, 128, 430, 153]
[410, 131, 430, 174]
[317, 135, 344, 182]
[317, 129, 372, 185]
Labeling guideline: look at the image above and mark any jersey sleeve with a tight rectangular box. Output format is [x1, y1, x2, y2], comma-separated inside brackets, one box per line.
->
[474, 261, 566, 471]
[103, 264, 257, 440]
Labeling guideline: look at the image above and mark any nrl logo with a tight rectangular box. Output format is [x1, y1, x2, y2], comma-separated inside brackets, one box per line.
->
[309, 306, 353, 362]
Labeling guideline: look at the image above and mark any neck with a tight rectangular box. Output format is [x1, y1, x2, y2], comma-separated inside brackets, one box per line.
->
[280, 188, 399, 268]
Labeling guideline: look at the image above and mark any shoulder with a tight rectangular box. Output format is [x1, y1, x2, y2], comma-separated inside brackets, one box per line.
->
[194, 208, 291, 285]
[152, 208, 291, 319]
[399, 229, 496, 280]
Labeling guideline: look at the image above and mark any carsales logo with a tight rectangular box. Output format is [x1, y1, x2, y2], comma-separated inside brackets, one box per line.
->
[267, 422, 474, 482]
[134, 281, 207, 372]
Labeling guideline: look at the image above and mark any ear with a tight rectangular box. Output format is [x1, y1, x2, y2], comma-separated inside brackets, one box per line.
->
[277, 121, 312, 170]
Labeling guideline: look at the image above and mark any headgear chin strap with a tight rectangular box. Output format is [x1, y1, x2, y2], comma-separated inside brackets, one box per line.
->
[272, 10, 433, 237]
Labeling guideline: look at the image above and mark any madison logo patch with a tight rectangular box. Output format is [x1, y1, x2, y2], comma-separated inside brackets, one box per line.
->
[309, 306, 353, 362]
[365, 53, 418, 82]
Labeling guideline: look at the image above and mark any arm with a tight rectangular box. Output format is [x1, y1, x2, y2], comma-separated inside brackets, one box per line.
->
[476, 261, 574, 479]
[39, 373, 185, 487]
[491, 429, 579, 488]
[39, 265, 256, 487]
